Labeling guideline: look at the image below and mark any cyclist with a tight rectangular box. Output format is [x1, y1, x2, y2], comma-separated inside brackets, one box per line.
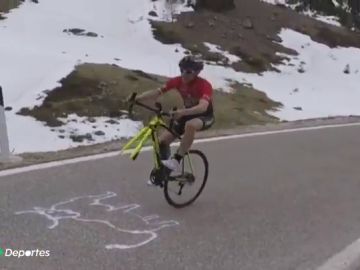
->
[134, 55, 215, 177]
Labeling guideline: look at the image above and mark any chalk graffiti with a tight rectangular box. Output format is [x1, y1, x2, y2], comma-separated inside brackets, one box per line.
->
[15, 191, 179, 250]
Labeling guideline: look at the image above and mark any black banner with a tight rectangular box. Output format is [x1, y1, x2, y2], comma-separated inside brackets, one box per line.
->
[0, 86, 3, 107]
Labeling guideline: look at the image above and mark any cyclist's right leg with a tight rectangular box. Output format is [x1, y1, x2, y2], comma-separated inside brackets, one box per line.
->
[147, 130, 176, 186]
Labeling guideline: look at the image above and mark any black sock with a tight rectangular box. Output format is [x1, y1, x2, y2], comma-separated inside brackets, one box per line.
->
[173, 153, 183, 162]
[159, 143, 170, 160]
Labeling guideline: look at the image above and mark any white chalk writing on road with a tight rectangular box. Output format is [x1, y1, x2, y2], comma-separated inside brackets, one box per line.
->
[15, 191, 179, 250]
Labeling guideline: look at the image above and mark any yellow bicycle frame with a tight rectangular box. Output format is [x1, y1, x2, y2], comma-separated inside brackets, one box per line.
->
[121, 116, 166, 169]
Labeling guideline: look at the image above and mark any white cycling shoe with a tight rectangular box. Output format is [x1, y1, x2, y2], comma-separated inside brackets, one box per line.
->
[161, 158, 181, 174]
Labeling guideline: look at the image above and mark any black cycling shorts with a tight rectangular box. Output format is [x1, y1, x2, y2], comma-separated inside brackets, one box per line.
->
[172, 113, 215, 135]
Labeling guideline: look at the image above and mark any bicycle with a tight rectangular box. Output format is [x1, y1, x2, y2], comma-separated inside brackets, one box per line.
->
[121, 93, 209, 208]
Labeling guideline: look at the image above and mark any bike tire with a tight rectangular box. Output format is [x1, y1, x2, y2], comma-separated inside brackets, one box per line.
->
[163, 149, 208, 208]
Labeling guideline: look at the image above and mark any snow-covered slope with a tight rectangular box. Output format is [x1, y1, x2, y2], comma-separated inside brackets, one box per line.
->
[1, 0, 360, 153]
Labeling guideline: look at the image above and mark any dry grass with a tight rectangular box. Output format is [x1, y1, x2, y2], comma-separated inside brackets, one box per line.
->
[18, 63, 281, 135]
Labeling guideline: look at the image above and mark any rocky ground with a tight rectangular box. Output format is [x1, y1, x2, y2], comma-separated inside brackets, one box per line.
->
[151, 0, 360, 73]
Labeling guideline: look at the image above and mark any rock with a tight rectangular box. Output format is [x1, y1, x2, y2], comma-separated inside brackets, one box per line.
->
[63, 28, 85, 35]
[186, 22, 195, 29]
[4, 106, 12, 111]
[70, 133, 93, 142]
[106, 119, 119, 124]
[63, 28, 98, 37]
[175, 48, 179, 53]
[86, 32, 98, 37]
[58, 135, 65, 139]
[298, 63, 306, 73]
[344, 64, 350, 74]
[293, 107, 303, 111]
[88, 117, 96, 123]
[70, 135, 83, 142]
[242, 18, 253, 29]
[208, 20, 215, 27]
[298, 67, 305, 73]
[31, 0, 39, 3]
[148, 11, 158, 17]
[274, 36, 282, 43]
[114, 58, 120, 61]
[98, 81, 108, 89]
[266, 35, 282, 43]
[18, 107, 31, 115]
[94, 131, 105, 136]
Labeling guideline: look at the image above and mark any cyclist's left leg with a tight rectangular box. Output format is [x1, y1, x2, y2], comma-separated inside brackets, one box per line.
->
[162, 118, 203, 172]
[162, 115, 214, 171]
[177, 118, 203, 157]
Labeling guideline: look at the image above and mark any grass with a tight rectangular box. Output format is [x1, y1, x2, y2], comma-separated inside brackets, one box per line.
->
[212, 82, 281, 128]
[151, 21, 184, 45]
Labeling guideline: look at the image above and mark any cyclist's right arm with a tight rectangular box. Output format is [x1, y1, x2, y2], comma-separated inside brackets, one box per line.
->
[135, 77, 181, 103]
[135, 88, 163, 102]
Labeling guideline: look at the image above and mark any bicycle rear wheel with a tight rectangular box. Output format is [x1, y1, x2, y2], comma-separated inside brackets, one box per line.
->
[164, 149, 208, 208]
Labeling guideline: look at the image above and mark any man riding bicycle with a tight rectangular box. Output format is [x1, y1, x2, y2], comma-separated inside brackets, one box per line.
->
[134, 55, 215, 178]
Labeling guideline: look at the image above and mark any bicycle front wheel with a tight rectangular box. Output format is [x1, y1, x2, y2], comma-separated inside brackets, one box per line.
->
[164, 149, 208, 208]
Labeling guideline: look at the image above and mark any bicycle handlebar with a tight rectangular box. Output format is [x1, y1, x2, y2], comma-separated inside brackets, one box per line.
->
[127, 92, 179, 136]
[127, 92, 175, 118]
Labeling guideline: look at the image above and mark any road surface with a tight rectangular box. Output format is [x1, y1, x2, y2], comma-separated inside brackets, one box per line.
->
[1, 124, 360, 270]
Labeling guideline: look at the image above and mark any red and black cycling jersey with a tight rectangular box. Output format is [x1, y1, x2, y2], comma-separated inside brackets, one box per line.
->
[161, 76, 213, 115]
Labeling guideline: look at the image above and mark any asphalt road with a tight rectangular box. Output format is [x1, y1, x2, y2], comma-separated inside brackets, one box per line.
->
[1, 124, 360, 270]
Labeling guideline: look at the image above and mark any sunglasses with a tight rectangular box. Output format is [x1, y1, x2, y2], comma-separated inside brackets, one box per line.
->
[180, 68, 196, 75]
